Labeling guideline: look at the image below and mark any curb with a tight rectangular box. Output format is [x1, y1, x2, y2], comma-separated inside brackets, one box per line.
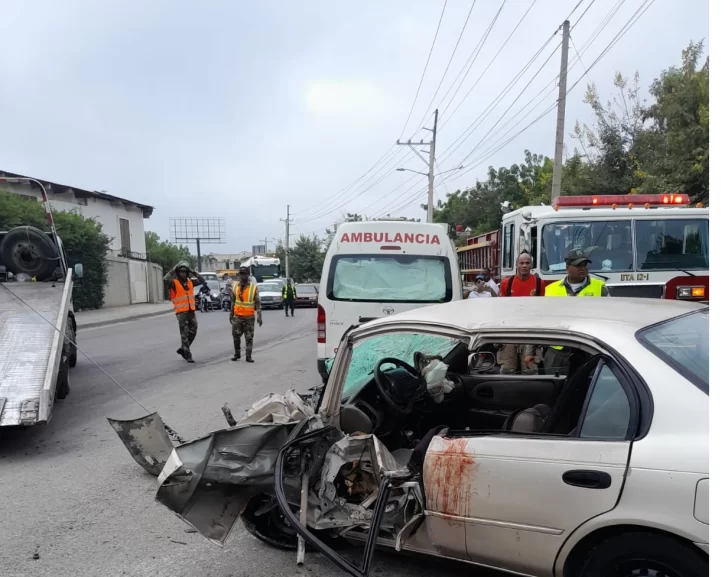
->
[77, 309, 173, 330]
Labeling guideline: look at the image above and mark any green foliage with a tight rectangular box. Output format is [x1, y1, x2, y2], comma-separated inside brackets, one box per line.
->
[0, 190, 110, 310]
[291, 235, 325, 282]
[145, 231, 195, 275]
[431, 41, 709, 235]
[433, 150, 553, 234]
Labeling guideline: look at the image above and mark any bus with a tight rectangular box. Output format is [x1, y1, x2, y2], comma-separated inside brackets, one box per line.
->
[239, 256, 282, 283]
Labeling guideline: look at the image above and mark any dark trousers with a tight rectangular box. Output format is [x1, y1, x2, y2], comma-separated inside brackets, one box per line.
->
[176, 311, 198, 353]
[284, 299, 295, 315]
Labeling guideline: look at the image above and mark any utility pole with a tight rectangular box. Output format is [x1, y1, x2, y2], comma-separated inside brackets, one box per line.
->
[281, 205, 290, 280]
[396, 108, 438, 223]
[259, 237, 269, 254]
[551, 20, 570, 202]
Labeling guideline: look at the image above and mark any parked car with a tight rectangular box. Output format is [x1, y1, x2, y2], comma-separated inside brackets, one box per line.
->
[115, 298, 709, 577]
[257, 281, 284, 309]
[199, 271, 219, 282]
[294, 283, 318, 307]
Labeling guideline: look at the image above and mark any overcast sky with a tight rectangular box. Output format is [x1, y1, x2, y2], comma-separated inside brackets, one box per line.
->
[0, 0, 708, 253]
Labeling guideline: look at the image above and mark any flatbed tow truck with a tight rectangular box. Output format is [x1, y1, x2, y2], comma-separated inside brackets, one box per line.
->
[0, 177, 82, 427]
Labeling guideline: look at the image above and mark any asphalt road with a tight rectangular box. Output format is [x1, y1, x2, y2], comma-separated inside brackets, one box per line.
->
[0, 306, 490, 577]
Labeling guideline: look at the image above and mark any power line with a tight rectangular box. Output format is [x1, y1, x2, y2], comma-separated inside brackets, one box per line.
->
[410, 0, 478, 136]
[439, 0, 537, 127]
[434, 0, 508, 122]
[440, 0, 600, 168]
[398, 0, 448, 139]
[440, 0, 656, 188]
[386, 0, 652, 215]
[294, 145, 397, 217]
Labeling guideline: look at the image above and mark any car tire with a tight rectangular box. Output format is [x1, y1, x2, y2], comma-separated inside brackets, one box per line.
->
[241, 495, 349, 552]
[576, 532, 708, 577]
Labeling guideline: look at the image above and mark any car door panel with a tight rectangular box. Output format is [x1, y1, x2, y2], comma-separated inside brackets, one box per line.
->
[459, 375, 564, 410]
[424, 435, 630, 576]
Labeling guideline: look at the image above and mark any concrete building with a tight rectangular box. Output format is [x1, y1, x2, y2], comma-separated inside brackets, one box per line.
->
[0, 170, 163, 308]
[201, 251, 253, 271]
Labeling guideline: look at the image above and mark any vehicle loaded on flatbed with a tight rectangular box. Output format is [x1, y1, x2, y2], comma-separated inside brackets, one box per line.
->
[0, 216, 83, 427]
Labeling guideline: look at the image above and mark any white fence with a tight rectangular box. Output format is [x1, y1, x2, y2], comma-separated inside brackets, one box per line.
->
[103, 256, 164, 308]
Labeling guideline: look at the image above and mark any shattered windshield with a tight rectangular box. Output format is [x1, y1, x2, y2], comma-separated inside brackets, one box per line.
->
[339, 332, 461, 401]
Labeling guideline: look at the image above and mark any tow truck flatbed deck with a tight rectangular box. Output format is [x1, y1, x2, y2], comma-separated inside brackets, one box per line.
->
[0, 274, 72, 426]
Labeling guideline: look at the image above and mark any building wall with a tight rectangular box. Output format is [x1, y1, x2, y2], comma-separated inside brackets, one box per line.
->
[103, 256, 164, 308]
[3, 184, 147, 255]
[104, 256, 133, 307]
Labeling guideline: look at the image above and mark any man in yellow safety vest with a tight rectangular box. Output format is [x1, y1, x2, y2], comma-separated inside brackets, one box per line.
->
[543, 249, 608, 375]
[545, 249, 610, 297]
[230, 265, 262, 362]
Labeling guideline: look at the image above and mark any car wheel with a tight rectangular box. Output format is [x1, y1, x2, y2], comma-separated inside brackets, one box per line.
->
[577, 532, 708, 577]
[241, 495, 349, 552]
[68, 324, 78, 368]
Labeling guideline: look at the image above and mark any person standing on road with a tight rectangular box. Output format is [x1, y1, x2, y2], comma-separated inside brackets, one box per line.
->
[544, 249, 609, 297]
[230, 265, 262, 362]
[468, 271, 498, 298]
[498, 252, 543, 375]
[164, 261, 207, 363]
[283, 279, 296, 317]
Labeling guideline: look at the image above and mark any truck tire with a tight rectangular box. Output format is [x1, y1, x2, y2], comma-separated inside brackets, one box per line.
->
[0, 226, 58, 280]
[56, 356, 70, 400]
[68, 324, 78, 368]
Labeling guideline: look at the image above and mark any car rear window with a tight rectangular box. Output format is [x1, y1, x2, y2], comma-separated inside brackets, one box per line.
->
[297, 285, 317, 294]
[636, 308, 709, 393]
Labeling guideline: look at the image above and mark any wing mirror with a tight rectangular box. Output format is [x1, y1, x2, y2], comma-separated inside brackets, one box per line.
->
[74, 263, 84, 279]
[468, 351, 496, 373]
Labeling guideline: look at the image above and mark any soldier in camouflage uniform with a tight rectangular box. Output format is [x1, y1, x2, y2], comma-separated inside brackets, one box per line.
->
[230, 265, 262, 362]
[164, 261, 208, 363]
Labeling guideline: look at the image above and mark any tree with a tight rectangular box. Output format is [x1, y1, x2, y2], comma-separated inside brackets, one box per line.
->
[0, 190, 110, 310]
[145, 231, 195, 274]
[641, 40, 709, 204]
[290, 234, 325, 283]
[433, 149, 553, 236]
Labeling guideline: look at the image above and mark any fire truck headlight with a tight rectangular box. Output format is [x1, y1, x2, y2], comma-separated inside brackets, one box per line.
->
[677, 286, 705, 299]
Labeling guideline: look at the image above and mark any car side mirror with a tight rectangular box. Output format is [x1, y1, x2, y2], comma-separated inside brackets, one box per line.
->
[468, 351, 496, 372]
[74, 263, 84, 279]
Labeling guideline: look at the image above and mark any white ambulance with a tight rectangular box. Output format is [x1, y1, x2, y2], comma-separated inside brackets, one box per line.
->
[316, 219, 462, 382]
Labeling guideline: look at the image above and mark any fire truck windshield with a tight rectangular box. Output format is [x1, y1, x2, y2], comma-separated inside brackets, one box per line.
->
[540, 217, 709, 274]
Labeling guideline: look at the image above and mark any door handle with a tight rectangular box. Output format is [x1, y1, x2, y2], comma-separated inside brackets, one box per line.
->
[562, 470, 612, 489]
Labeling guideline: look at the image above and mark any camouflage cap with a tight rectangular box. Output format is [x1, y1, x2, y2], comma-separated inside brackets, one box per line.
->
[564, 249, 591, 266]
[175, 260, 192, 271]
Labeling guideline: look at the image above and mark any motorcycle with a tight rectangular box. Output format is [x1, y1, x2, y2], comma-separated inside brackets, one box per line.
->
[196, 286, 213, 312]
[221, 287, 232, 312]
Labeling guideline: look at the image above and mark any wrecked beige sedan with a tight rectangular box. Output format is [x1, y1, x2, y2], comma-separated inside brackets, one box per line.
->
[112, 298, 709, 577]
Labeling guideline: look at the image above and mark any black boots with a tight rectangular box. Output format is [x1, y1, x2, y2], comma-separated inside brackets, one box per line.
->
[231, 351, 241, 361]
[246, 355, 254, 363]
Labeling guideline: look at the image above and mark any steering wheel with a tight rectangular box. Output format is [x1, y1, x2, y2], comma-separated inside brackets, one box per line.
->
[374, 357, 422, 416]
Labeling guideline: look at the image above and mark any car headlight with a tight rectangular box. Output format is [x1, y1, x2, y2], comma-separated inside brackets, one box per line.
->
[212, 292, 219, 298]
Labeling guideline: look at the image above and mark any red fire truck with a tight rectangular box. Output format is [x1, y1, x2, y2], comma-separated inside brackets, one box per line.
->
[457, 194, 709, 300]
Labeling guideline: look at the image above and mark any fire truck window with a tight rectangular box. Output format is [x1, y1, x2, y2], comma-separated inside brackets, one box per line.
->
[530, 226, 538, 262]
[635, 218, 709, 271]
[502, 223, 514, 271]
[540, 221, 634, 273]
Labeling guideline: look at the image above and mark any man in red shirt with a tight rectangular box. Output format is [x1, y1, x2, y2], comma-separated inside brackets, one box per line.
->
[499, 252, 544, 297]
[498, 252, 542, 374]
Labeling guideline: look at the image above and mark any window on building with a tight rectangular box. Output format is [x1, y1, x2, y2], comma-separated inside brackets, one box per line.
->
[119, 218, 131, 256]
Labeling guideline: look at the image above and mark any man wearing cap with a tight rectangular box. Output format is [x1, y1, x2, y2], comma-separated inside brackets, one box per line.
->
[544, 249, 609, 297]
[163, 260, 208, 363]
[468, 268, 498, 298]
[230, 265, 263, 362]
[543, 249, 608, 375]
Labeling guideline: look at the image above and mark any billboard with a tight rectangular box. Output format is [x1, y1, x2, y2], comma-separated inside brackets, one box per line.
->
[252, 244, 266, 256]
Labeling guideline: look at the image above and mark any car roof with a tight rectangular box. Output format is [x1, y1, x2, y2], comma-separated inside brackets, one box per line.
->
[356, 298, 705, 339]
